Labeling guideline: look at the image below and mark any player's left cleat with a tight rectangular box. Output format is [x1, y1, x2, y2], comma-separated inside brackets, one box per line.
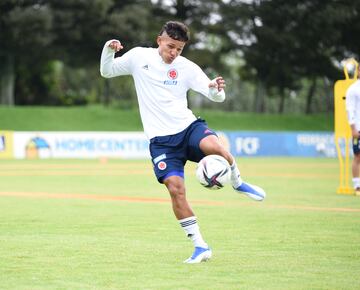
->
[234, 182, 266, 201]
[183, 247, 212, 264]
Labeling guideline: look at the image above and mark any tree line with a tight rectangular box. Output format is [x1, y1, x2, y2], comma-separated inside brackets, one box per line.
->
[1, 0, 359, 113]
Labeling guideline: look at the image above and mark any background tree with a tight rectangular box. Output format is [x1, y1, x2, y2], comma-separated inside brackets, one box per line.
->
[0, 0, 152, 106]
[0, 0, 53, 105]
[2, 0, 360, 113]
[219, 0, 360, 113]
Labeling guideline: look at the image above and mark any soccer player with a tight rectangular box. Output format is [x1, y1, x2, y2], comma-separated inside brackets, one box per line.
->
[100, 21, 266, 263]
[345, 62, 360, 196]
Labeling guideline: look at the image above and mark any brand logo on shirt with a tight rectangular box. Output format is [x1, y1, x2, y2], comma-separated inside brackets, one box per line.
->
[142, 64, 149, 70]
[167, 69, 178, 80]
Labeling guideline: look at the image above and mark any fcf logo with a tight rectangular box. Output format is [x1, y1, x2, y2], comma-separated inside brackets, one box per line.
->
[167, 69, 178, 80]
[158, 161, 167, 170]
[236, 137, 260, 155]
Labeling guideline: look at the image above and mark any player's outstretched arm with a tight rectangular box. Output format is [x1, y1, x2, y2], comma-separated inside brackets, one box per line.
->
[208, 76, 226, 102]
[100, 39, 124, 78]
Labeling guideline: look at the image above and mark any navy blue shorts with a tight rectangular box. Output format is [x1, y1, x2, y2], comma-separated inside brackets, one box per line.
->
[353, 135, 360, 155]
[149, 119, 217, 183]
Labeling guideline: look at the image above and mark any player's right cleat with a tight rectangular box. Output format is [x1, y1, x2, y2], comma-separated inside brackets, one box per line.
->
[183, 247, 212, 264]
[234, 182, 266, 201]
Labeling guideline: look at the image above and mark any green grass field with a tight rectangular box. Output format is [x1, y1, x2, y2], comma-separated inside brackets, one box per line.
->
[0, 106, 334, 131]
[0, 157, 359, 289]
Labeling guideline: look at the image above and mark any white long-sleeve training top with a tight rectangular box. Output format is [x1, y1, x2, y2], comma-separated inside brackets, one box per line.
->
[346, 79, 360, 130]
[100, 40, 225, 140]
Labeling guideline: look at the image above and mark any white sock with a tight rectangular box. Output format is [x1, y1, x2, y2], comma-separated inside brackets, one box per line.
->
[179, 216, 208, 248]
[352, 177, 360, 189]
[230, 161, 243, 188]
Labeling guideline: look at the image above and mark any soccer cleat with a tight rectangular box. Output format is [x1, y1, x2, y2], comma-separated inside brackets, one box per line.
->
[183, 247, 212, 264]
[234, 182, 266, 201]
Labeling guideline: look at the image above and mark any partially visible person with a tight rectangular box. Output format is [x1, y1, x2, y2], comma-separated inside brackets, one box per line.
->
[345, 62, 360, 196]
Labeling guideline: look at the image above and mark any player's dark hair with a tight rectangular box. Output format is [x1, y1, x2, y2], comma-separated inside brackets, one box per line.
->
[159, 21, 190, 42]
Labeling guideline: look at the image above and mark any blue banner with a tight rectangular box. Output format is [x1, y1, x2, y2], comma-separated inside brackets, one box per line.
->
[11, 131, 345, 159]
[218, 131, 339, 157]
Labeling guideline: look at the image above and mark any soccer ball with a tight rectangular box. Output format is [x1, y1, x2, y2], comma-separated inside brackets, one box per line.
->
[196, 155, 231, 190]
